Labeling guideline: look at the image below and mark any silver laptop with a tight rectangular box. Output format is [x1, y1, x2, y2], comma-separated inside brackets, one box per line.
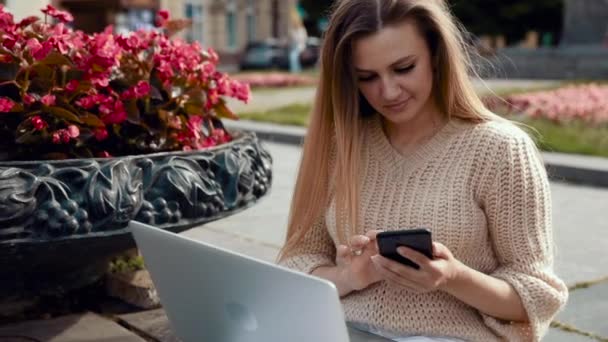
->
[129, 221, 391, 342]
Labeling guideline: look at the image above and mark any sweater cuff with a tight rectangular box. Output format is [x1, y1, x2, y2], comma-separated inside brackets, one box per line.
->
[278, 253, 335, 275]
[482, 267, 568, 342]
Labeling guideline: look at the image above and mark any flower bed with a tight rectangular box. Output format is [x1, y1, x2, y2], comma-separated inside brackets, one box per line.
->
[232, 72, 317, 88]
[483, 84, 608, 125]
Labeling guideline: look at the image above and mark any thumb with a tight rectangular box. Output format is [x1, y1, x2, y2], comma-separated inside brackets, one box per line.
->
[336, 244, 351, 265]
[432, 242, 452, 259]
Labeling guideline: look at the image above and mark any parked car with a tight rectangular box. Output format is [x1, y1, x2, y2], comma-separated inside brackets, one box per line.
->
[239, 37, 322, 71]
[300, 36, 321, 68]
[239, 40, 289, 70]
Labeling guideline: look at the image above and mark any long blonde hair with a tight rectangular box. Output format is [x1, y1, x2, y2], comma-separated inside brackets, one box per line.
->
[278, 0, 500, 261]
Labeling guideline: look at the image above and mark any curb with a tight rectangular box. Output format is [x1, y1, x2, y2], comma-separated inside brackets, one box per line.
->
[226, 120, 608, 189]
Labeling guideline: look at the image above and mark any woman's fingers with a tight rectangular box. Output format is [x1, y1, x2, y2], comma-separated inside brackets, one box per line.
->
[431, 242, 451, 259]
[365, 229, 383, 240]
[349, 235, 370, 249]
[336, 244, 351, 264]
[397, 246, 431, 267]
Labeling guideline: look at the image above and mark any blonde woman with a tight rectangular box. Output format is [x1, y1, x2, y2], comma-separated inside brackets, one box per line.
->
[278, 0, 568, 341]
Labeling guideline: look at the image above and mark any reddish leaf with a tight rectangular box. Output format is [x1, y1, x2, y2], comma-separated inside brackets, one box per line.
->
[214, 100, 239, 120]
[80, 113, 105, 128]
[184, 102, 202, 116]
[125, 99, 141, 124]
[46, 106, 82, 123]
[39, 52, 73, 66]
[29, 64, 54, 79]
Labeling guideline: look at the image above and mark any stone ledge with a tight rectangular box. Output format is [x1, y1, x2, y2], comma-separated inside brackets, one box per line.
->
[0, 312, 145, 342]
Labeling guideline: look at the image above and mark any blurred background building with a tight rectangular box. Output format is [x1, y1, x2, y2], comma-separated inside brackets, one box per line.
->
[3, 0, 607, 77]
[2, 0, 298, 69]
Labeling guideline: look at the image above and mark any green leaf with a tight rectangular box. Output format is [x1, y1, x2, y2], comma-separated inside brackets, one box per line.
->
[214, 100, 239, 120]
[29, 64, 53, 80]
[149, 86, 163, 100]
[39, 52, 73, 66]
[158, 109, 170, 124]
[15, 129, 39, 144]
[29, 77, 53, 93]
[46, 106, 83, 123]
[81, 113, 105, 128]
[184, 102, 203, 116]
[0, 62, 20, 82]
[125, 100, 141, 124]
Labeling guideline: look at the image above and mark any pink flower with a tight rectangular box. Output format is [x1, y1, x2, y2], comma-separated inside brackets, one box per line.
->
[33, 41, 53, 61]
[168, 116, 182, 129]
[0, 97, 15, 112]
[134, 81, 151, 98]
[40, 94, 56, 106]
[94, 128, 108, 141]
[41, 5, 74, 23]
[0, 54, 12, 63]
[18, 16, 39, 28]
[31, 116, 47, 130]
[52, 132, 61, 144]
[155, 9, 170, 27]
[97, 151, 112, 158]
[0, 7, 14, 29]
[65, 80, 79, 92]
[100, 101, 127, 124]
[26, 38, 42, 57]
[52, 130, 72, 144]
[23, 94, 36, 105]
[206, 48, 219, 64]
[67, 125, 79, 138]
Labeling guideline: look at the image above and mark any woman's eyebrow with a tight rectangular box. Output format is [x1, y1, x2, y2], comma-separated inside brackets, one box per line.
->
[354, 55, 416, 73]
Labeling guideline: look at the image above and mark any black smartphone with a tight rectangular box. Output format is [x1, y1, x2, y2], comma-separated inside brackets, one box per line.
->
[376, 229, 433, 269]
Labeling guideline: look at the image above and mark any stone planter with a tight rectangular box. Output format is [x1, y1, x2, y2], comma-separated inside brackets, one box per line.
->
[0, 131, 272, 299]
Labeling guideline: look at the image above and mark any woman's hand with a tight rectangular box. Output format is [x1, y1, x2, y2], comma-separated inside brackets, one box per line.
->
[371, 242, 464, 293]
[335, 230, 383, 292]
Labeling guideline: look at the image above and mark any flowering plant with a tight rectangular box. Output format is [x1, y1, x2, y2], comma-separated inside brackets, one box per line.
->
[483, 84, 608, 125]
[0, 6, 250, 160]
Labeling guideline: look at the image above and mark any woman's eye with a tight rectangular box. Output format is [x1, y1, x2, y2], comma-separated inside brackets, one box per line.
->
[395, 64, 415, 73]
[357, 75, 377, 82]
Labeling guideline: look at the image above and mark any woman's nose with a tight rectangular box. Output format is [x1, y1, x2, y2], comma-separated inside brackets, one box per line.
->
[381, 77, 402, 101]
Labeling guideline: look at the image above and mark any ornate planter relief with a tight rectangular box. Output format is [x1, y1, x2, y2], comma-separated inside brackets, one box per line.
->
[0, 132, 272, 297]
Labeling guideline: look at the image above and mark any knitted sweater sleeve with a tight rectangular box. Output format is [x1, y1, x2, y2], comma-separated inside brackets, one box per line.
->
[277, 214, 336, 274]
[481, 129, 568, 341]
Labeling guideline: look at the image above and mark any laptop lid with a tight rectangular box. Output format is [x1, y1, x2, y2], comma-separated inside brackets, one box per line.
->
[129, 221, 351, 342]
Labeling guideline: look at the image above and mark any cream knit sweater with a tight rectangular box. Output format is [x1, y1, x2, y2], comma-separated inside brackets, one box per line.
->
[280, 116, 568, 342]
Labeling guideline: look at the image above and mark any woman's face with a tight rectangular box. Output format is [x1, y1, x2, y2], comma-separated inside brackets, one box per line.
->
[353, 19, 436, 125]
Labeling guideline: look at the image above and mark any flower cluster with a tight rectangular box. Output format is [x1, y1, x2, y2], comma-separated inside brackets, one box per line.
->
[0, 6, 250, 160]
[483, 84, 608, 125]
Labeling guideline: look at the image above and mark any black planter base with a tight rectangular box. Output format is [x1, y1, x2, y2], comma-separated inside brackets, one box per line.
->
[0, 131, 272, 299]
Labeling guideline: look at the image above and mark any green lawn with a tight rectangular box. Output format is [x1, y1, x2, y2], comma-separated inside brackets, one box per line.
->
[514, 116, 608, 158]
[238, 103, 608, 158]
[239, 103, 312, 127]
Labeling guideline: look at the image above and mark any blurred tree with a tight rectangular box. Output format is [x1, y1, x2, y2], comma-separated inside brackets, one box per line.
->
[299, 0, 334, 37]
[449, 0, 564, 45]
[296, 0, 564, 45]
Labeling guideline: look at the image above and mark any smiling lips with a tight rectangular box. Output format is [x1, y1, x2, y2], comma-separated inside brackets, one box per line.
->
[384, 97, 411, 111]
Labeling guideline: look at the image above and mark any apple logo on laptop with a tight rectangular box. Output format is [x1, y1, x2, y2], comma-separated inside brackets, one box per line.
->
[225, 301, 258, 332]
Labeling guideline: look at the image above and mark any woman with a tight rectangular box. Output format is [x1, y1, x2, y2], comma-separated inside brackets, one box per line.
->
[277, 0, 568, 341]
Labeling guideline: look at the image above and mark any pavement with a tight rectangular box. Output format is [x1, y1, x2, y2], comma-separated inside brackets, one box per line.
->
[2, 79, 608, 341]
